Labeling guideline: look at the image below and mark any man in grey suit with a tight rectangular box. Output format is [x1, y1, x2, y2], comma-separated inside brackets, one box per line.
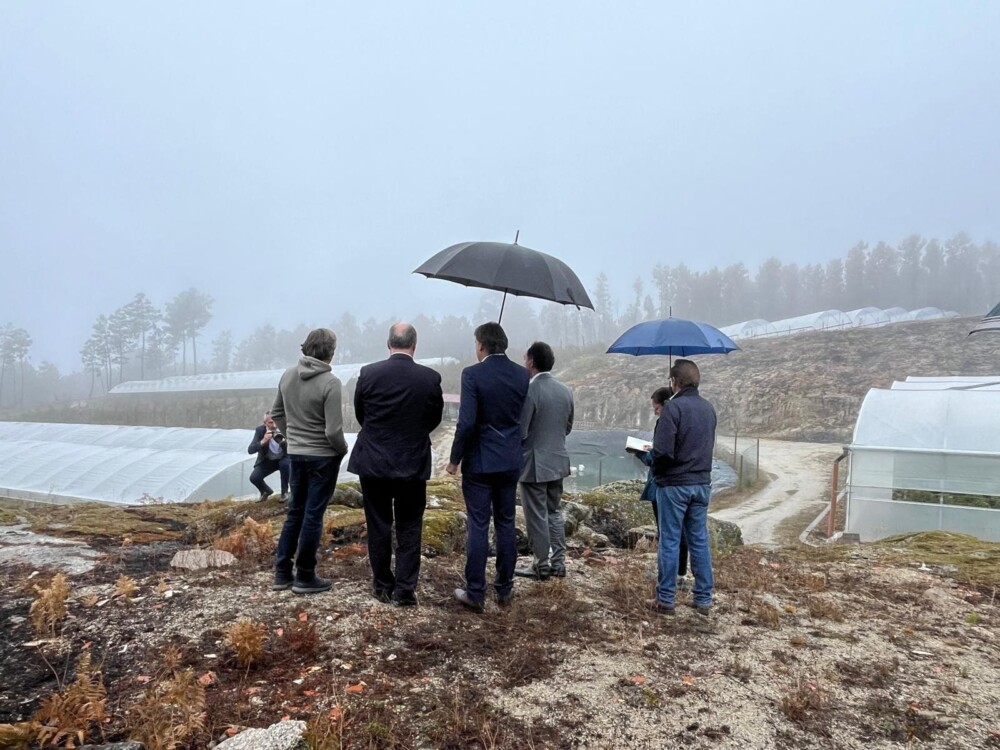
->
[515, 341, 574, 580]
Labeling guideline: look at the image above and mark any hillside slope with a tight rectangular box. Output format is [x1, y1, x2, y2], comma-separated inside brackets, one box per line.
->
[562, 317, 999, 442]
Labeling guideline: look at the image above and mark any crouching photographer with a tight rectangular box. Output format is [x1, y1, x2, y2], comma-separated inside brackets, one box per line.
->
[248, 411, 290, 501]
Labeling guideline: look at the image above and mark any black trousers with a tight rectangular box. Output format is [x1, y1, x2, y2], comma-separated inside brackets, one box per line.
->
[360, 477, 427, 597]
[651, 497, 689, 577]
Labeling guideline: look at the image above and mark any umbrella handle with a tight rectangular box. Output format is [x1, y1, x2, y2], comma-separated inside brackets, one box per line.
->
[499, 290, 508, 324]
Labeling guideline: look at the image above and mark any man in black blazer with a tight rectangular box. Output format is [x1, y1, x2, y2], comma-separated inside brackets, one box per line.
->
[248, 411, 290, 501]
[347, 323, 444, 606]
[446, 322, 530, 612]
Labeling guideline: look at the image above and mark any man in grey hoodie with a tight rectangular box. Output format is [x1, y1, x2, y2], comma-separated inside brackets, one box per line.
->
[271, 328, 349, 594]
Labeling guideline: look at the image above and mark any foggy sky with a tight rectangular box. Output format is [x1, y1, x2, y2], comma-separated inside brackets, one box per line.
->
[2, 2, 999, 371]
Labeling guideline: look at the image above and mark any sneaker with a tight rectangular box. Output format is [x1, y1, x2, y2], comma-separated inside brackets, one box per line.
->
[687, 602, 712, 616]
[292, 576, 333, 595]
[646, 598, 676, 616]
[453, 588, 485, 613]
[272, 573, 293, 591]
[392, 592, 419, 607]
[514, 565, 551, 581]
[258, 491, 273, 503]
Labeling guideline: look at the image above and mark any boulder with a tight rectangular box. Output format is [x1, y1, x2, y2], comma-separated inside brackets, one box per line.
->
[169, 549, 237, 571]
[215, 720, 307, 750]
[422, 510, 466, 556]
[333, 485, 364, 509]
[708, 517, 744, 552]
[562, 501, 592, 537]
[574, 524, 610, 549]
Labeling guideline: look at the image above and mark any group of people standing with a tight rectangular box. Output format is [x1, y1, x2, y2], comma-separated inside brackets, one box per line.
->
[263, 322, 716, 616]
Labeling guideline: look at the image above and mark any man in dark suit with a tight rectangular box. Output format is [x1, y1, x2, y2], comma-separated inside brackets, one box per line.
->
[446, 322, 530, 612]
[515, 341, 574, 580]
[248, 411, 290, 501]
[348, 323, 444, 607]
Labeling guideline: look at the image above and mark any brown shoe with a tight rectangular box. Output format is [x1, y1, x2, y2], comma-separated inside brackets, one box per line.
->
[646, 598, 676, 616]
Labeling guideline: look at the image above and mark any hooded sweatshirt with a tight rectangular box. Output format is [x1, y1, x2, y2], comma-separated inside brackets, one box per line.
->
[270, 356, 348, 457]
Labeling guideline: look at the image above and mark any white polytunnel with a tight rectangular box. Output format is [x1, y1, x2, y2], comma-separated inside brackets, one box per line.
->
[845, 307, 890, 327]
[0, 422, 358, 505]
[109, 358, 458, 395]
[846, 388, 1000, 542]
[769, 309, 852, 335]
[718, 319, 779, 340]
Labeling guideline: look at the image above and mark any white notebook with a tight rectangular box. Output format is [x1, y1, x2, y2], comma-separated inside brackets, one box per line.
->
[625, 436, 652, 453]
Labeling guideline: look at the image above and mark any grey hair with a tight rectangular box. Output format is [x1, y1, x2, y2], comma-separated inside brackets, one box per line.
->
[388, 323, 417, 350]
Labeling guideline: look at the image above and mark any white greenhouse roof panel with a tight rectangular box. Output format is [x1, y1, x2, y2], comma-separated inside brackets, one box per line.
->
[0, 422, 358, 505]
[852, 388, 1000, 453]
[110, 358, 459, 395]
[769, 310, 852, 334]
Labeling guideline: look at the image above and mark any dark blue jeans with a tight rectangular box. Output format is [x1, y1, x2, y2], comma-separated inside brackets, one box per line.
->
[655, 484, 713, 608]
[462, 470, 518, 604]
[250, 456, 291, 495]
[275, 454, 342, 582]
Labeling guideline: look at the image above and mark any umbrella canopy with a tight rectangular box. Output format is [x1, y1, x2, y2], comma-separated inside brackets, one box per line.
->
[414, 241, 594, 321]
[607, 318, 740, 357]
[969, 301, 1000, 335]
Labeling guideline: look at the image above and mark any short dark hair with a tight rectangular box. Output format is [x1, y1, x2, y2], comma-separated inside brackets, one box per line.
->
[474, 322, 508, 355]
[651, 386, 672, 405]
[388, 323, 417, 350]
[670, 359, 700, 388]
[301, 328, 337, 362]
[525, 341, 555, 373]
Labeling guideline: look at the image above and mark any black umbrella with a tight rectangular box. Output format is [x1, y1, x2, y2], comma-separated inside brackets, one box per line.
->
[413, 237, 594, 323]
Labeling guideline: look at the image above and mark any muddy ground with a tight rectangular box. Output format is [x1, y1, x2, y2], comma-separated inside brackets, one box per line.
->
[1, 507, 998, 750]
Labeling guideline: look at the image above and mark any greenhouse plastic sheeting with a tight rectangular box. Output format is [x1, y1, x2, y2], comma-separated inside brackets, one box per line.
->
[769, 310, 852, 335]
[110, 358, 459, 394]
[0, 422, 358, 505]
[846, 388, 1000, 541]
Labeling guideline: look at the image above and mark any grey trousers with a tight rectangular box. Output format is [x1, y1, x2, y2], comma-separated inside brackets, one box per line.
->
[519, 479, 566, 569]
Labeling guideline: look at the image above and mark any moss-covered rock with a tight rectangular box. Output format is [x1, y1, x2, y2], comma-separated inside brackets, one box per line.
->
[323, 506, 368, 542]
[422, 510, 466, 556]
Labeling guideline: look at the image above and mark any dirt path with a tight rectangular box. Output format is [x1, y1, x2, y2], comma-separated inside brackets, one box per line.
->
[713, 439, 844, 546]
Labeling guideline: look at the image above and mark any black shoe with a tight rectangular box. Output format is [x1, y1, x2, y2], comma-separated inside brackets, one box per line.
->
[258, 491, 272, 502]
[292, 576, 333, 595]
[392, 592, 419, 607]
[550, 566, 567, 578]
[373, 589, 393, 604]
[496, 592, 514, 608]
[453, 588, 484, 613]
[687, 602, 712, 617]
[514, 565, 551, 581]
[647, 598, 676, 616]
[272, 573, 293, 591]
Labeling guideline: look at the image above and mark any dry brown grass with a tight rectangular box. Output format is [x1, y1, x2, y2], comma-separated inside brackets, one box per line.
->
[30, 573, 70, 636]
[213, 517, 276, 561]
[127, 668, 206, 750]
[223, 619, 268, 667]
[32, 651, 107, 749]
[114, 575, 139, 599]
[778, 677, 830, 734]
[807, 596, 845, 622]
[284, 617, 320, 657]
[751, 600, 782, 630]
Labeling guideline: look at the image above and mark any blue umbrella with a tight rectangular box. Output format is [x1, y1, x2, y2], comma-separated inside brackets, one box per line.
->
[606, 318, 740, 357]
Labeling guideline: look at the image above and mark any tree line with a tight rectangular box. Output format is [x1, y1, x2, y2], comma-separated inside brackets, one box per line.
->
[2, 231, 997, 414]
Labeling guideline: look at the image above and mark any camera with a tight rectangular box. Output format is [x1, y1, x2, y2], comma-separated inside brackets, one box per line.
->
[273, 431, 285, 443]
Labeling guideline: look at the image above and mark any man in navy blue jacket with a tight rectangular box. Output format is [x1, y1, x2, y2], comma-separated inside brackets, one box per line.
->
[348, 323, 444, 607]
[446, 322, 530, 611]
[248, 411, 290, 501]
[650, 359, 717, 616]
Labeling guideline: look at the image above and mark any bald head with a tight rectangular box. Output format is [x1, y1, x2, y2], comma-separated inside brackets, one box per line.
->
[388, 323, 417, 354]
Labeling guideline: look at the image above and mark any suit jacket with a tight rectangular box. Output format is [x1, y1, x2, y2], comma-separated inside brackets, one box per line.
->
[519, 372, 574, 483]
[248, 424, 287, 467]
[449, 354, 530, 475]
[347, 353, 444, 480]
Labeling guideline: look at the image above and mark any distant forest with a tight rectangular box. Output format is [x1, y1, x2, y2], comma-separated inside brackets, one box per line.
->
[1, 232, 997, 411]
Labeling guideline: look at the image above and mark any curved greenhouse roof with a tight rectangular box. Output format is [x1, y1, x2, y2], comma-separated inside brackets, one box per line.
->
[846, 307, 890, 327]
[0, 422, 358, 505]
[719, 319, 779, 340]
[852, 389, 1000, 453]
[110, 358, 458, 395]
[905, 307, 959, 321]
[770, 310, 851, 335]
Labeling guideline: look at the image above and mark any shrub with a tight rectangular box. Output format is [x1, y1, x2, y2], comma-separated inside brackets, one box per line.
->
[30, 573, 70, 636]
